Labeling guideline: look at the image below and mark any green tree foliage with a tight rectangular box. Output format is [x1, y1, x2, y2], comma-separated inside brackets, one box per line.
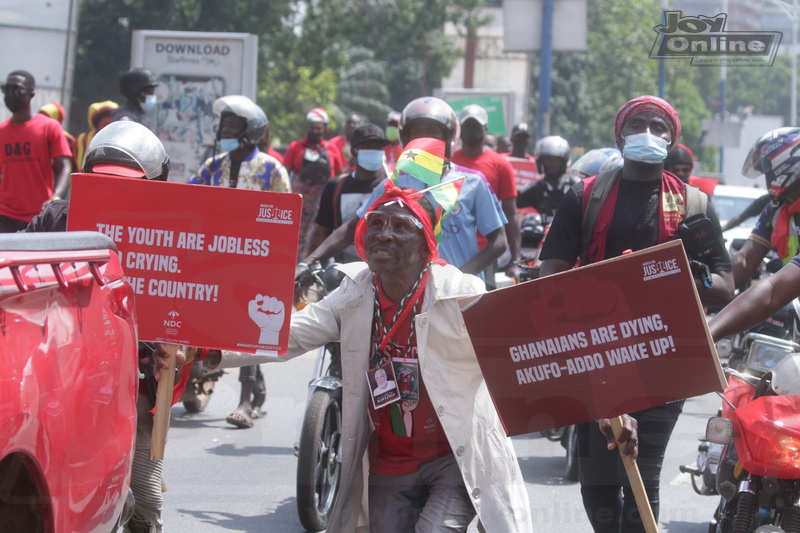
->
[532, 0, 711, 165]
[72, 0, 481, 143]
[71, 0, 296, 134]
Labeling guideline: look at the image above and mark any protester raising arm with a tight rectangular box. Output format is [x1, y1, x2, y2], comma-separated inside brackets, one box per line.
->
[710, 259, 800, 342]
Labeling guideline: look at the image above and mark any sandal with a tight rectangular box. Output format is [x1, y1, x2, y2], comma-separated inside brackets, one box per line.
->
[251, 407, 266, 419]
[226, 408, 254, 429]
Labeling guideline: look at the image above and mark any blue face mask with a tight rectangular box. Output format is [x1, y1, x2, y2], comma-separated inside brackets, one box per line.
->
[357, 149, 385, 172]
[622, 133, 669, 164]
[219, 138, 240, 153]
[141, 94, 158, 112]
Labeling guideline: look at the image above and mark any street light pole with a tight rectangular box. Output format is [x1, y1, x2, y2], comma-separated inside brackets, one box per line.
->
[765, 0, 798, 125]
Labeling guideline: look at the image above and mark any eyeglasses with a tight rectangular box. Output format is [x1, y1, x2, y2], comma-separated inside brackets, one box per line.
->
[364, 211, 423, 234]
[1, 84, 28, 95]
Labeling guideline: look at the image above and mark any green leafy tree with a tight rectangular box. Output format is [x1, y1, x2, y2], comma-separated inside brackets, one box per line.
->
[531, 0, 710, 165]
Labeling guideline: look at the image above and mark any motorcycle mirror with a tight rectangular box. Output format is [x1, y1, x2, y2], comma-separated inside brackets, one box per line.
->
[705, 416, 733, 445]
[770, 353, 800, 395]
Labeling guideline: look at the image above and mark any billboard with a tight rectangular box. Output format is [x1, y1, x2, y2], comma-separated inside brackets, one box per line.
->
[131, 30, 258, 182]
[0, 0, 79, 123]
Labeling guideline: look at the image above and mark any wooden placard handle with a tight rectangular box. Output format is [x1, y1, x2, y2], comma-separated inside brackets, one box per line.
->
[609, 416, 660, 533]
[150, 343, 178, 460]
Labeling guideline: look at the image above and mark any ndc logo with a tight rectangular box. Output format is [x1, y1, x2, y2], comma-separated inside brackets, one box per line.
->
[164, 310, 181, 334]
[650, 12, 782, 66]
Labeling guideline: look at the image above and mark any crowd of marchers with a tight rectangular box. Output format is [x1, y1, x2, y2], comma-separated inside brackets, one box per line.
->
[4, 64, 800, 533]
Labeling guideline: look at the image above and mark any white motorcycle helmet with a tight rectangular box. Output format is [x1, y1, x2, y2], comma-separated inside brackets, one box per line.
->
[82, 121, 170, 181]
[213, 95, 268, 145]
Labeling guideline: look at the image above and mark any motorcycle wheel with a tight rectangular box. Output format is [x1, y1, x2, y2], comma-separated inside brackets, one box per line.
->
[296, 387, 342, 532]
[564, 425, 579, 481]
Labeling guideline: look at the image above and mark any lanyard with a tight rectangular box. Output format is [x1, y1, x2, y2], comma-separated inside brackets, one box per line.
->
[370, 263, 431, 366]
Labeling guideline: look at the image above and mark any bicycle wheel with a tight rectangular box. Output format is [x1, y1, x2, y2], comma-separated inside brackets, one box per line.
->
[296, 387, 342, 531]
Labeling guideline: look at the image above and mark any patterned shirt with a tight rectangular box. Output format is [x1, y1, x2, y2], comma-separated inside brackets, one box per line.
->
[188, 146, 290, 192]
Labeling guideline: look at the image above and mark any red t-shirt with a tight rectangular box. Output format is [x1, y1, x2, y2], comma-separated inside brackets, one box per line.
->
[452, 148, 517, 201]
[384, 143, 403, 166]
[327, 134, 352, 174]
[266, 146, 284, 165]
[368, 286, 451, 476]
[0, 114, 71, 222]
[282, 137, 343, 179]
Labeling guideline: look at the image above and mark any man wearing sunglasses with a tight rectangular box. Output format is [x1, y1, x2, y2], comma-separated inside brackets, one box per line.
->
[0, 70, 71, 232]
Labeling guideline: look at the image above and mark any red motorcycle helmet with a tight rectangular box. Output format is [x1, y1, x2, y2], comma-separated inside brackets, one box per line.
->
[743, 127, 800, 204]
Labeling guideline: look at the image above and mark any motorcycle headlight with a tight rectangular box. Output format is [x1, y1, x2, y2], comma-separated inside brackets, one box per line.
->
[706, 416, 733, 445]
[715, 337, 733, 360]
[744, 334, 800, 375]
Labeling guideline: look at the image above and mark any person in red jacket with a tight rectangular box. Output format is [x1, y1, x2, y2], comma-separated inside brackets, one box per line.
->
[283, 107, 344, 258]
[327, 112, 361, 174]
[384, 111, 403, 165]
[450, 104, 521, 281]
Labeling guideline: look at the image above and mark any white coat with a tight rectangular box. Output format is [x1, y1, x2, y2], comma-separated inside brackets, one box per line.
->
[284, 263, 533, 532]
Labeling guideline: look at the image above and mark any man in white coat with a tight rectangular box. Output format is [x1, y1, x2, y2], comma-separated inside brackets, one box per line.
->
[207, 180, 533, 532]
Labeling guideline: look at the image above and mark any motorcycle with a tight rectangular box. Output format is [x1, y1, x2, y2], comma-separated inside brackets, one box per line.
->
[180, 359, 224, 413]
[294, 262, 350, 532]
[705, 339, 800, 532]
[681, 297, 800, 498]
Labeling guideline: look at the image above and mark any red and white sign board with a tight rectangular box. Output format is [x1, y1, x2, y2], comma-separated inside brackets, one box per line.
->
[460, 241, 726, 436]
[68, 173, 301, 356]
[507, 157, 540, 192]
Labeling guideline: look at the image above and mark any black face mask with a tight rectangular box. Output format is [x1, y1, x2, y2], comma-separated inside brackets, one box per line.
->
[460, 125, 484, 147]
[4, 93, 26, 113]
[307, 131, 323, 144]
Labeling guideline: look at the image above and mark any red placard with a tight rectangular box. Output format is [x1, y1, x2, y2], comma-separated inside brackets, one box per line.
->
[507, 157, 540, 191]
[460, 241, 726, 436]
[67, 173, 301, 356]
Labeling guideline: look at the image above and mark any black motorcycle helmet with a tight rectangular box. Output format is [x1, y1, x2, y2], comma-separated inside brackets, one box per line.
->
[119, 68, 158, 100]
[743, 127, 800, 206]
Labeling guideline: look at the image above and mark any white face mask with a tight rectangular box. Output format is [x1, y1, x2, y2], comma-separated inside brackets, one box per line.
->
[357, 149, 385, 171]
[622, 132, 669, 164]
[141, 94, 158, 112]
[218, 138, 240, 153]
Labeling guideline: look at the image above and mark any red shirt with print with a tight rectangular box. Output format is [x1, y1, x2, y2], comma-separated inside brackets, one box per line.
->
[0, 114, 71, 222]
[367, 285, 451, 475]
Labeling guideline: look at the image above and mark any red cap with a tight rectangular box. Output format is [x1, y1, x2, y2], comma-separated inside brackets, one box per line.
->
[91, 163, 146, 179]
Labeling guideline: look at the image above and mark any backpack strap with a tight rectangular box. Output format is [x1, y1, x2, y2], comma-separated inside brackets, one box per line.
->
[580, 167, 623, 265]
[684, 183, 707, 219]
[331, 173, 349, 227]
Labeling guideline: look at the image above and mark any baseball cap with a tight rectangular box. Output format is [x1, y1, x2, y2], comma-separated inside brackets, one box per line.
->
[459, 104, 488, 126]
[386, 111, 401, 125]
[351, 123, 390, 149]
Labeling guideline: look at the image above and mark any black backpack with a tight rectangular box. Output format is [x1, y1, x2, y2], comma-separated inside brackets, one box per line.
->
[298, 146, 331, 185]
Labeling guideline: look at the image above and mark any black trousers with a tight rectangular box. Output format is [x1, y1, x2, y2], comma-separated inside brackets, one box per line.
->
[577, 401, 684, 533]
[0, 214, 28, 233]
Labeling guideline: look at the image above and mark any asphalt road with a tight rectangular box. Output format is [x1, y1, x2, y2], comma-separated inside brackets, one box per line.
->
[161, 351, 722, 532]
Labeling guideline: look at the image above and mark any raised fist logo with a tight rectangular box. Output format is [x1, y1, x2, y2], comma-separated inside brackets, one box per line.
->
[248, 294, 285, 345]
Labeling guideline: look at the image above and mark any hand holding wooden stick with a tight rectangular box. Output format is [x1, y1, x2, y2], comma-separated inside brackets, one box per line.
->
[607, 415, 660, 533]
